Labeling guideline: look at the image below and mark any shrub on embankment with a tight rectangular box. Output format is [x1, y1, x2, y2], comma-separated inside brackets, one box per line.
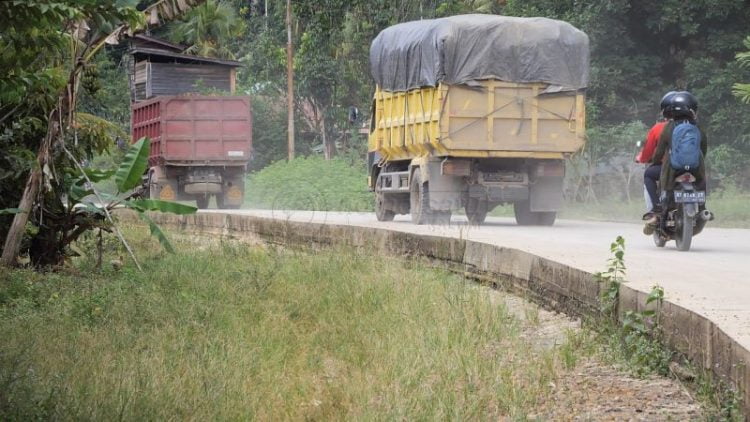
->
[245, 156, 373, 211]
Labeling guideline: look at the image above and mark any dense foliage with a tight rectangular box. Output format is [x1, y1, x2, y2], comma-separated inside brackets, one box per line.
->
[0, 0, 201, 266]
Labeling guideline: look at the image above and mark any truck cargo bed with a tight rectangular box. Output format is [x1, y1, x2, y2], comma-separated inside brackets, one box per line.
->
[131, 95, 252, 167]
[369, 81, 585, 161]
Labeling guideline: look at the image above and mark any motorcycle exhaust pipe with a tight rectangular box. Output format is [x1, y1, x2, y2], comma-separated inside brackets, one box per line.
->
[700, 209, 714, 221]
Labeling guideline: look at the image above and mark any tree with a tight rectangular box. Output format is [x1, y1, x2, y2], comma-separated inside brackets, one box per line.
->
[167, 0, 245, 59]
[0, 0, 206, 267]
[733, 36, 750, 103]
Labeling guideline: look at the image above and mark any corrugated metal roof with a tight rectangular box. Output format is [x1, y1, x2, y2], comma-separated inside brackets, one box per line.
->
[129, 47, 243, 67]
[131, 34, 187, 52]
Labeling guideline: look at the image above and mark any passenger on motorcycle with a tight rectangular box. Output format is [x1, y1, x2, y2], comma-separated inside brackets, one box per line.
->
[649, 91, 708, 227]
[637, 91, 675, 223]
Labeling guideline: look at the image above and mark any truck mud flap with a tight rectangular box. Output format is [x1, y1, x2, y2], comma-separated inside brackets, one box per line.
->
[530, 176, 563, 212]
[425, 159, 463, 211]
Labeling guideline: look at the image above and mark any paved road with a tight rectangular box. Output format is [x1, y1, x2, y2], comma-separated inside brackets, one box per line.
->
[205, 209, 750, 349]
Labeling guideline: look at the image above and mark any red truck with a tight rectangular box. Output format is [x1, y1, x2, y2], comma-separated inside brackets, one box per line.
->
[128, 35, 251, 209]
[131, 95, 252, 208]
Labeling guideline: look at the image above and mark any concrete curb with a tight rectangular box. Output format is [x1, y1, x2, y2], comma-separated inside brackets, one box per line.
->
[124, 211, 749, 412]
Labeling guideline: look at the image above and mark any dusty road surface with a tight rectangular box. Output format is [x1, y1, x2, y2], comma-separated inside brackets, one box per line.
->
[205, 209, 750, 350]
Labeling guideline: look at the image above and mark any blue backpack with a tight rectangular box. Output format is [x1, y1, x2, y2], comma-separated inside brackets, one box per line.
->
[669, 121, 701, 171]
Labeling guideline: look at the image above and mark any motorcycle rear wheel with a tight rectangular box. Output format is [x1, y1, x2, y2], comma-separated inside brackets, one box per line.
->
[675, 207, 694, 251]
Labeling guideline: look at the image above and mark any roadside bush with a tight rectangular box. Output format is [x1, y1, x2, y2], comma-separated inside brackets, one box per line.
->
[245, 156, 373, 211]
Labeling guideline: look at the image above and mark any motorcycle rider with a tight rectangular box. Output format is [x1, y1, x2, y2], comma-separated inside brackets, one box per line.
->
[637, 91, 675, 225]
[650, 91, 708, 227]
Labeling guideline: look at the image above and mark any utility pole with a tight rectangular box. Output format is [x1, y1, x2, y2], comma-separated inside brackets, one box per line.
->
[286, 0, 295, 160]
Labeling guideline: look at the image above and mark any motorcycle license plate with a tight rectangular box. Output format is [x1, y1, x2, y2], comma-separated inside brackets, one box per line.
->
[674, 191, 706, 203]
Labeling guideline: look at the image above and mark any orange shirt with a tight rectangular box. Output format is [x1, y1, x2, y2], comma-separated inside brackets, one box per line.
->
[636, 121, 667, 164]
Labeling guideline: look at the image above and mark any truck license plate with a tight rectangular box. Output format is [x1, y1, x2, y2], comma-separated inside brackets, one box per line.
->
[674, 191, 705, 203]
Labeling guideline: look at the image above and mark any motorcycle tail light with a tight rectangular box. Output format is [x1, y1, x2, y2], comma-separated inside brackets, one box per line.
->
[675, 173, 696, 183]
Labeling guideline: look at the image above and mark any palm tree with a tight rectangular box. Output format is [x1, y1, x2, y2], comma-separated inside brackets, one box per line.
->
[168, 0, 245, 59]
[734, 36, 750, 103]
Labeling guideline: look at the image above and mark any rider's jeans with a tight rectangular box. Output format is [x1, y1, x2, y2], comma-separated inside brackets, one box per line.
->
[644, 164, 661, 212]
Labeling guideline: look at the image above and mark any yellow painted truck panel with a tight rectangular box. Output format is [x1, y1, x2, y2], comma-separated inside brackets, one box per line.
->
[369, 81, 585, 161]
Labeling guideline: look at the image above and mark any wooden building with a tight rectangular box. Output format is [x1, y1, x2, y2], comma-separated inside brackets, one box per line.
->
[128, 35, 242, 102]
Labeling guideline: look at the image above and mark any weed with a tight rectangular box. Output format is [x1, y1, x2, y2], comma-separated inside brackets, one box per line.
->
[592, 236, 743, 417]
[594, 235, 626, 319]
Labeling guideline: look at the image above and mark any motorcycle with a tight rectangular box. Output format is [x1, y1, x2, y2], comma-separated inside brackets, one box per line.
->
[651, 172, 713, 251]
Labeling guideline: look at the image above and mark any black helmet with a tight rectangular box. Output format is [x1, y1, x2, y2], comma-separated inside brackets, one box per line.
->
[666, 91, 698, 118]
[659, 91, 677, 111]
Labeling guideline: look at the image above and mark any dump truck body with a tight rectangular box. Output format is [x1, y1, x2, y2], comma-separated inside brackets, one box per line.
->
[131, 95, 252, 208]
[368, 82, 585, 225]
[368, 15, 589, 225]
[369, 82, 585, 160]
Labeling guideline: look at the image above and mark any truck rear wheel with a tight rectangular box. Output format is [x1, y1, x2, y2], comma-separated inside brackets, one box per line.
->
[147, 172, 157, 199]
[410, 171, 433, 225]
[536, 211, 556, 226]
[465, 198, 488, 225]
[432, 211, 452, 225]
[514, 200, 556, 226]
[216, 194, 241, 209]
[196, 196, 209, 209]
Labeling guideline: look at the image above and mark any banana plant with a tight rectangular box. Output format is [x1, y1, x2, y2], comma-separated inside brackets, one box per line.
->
[1, 137, 195, 267]
[72, 136, 196, 255]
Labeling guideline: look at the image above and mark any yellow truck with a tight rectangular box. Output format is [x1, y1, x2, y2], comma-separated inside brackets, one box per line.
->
[367, 14, 589, 225]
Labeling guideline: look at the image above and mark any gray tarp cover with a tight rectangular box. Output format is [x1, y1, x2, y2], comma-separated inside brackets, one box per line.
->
[370, 14, 589, 92]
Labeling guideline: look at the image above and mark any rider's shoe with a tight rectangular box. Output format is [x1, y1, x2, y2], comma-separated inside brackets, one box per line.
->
[642, 211, 658, 225]
[642, 209, 658, 235]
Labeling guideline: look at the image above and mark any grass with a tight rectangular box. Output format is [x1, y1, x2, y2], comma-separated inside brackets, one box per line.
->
[1, 225, 575, 420]
[244, 156, 373, 212]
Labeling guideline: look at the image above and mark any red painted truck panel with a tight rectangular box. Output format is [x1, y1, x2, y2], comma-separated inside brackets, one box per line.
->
[131, 96, 252, 167]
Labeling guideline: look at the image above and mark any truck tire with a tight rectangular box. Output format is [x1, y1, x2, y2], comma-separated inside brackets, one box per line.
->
[147, 172, 157, 200]
[216, 194, 241, 210]
[375, 176, 395, 221]
[513, 200, 556, 226]
[537, 211, 556, 226]
[410, 171, 433, 225]
[432, 211, 452, 225]
[196, 196, 209, 209]
[465, 198, 488, 225]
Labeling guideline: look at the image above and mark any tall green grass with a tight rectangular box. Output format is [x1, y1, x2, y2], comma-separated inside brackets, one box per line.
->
[245, 156, 373, 211]
[1, 227, 565, 420]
